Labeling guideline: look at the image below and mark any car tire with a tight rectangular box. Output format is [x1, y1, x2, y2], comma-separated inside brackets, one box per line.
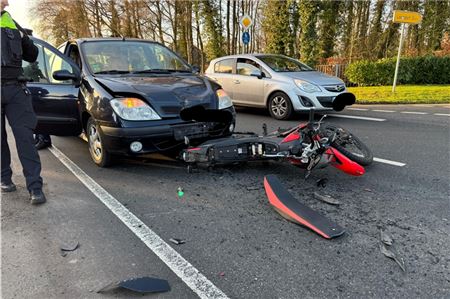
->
[87, 117, 112, 167]
[268, 92, 293, 120]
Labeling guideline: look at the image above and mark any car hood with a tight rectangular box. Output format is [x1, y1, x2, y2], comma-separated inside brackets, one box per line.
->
[281, 71, 344, 86]
[95, 75, 216, 118]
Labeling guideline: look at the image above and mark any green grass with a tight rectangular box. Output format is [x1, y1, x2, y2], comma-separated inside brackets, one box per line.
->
[347, 85, 450, 104]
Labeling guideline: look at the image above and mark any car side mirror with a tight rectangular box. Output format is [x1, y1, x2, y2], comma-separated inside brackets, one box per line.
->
[191, 65, 200, 73]
[53, 69, 79, 81]
[250, 70, 263, 79]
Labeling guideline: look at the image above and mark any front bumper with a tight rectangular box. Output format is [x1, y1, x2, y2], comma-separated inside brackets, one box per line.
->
[100, 121, 234, 155]
[287, 88, 349, 112]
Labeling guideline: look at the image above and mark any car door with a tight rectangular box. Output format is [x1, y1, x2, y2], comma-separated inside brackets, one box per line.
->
[232, 58, 266, 107]
[23, 38, 82, 136]
[207, 58, 236, 100]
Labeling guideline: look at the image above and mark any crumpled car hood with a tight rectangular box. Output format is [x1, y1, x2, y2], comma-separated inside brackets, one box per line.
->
[95, 75, 217, 118]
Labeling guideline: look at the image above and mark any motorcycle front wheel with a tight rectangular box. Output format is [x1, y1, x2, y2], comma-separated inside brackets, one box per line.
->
[320, 124, 373, 166]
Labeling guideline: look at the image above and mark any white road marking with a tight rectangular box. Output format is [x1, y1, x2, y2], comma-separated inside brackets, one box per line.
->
[400, 111, 428, 115]
[48, 146, 229, 299]
[348, 108, 369, 111]
[373, 157, 406, 167]
[434, 113, 450, 116]
[372, 109, 396, 113]
[328, 114, 386, 122]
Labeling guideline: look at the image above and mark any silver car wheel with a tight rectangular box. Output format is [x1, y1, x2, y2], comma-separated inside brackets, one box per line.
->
[271, 96, 288, 118]
[89, 122, 103, 161]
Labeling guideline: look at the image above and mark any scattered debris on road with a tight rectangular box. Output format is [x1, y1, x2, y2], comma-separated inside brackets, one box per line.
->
[169, 238, 186, 245]
[313, 192, 340, 205]
[316, 178, 328, 188]
[219, 272, 225, 277]
[97, 277, 170, 294]
[246, 185, 261, 191]
[60, 241, 79, 257]
[380, 244, 406, 272]
[264, 175, 345, 239]
[380, 230, 394, 246]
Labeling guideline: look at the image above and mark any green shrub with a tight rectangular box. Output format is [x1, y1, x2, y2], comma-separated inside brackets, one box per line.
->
[345, 56, 450, 86]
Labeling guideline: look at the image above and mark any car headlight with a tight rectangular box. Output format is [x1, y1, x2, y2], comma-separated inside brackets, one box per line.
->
[216, 89, 233, 109]
[110, 98, 161, 121]
[294, 79, 321, 93]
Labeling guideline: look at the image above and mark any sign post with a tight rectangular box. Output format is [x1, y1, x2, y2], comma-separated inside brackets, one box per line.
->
[392, 10, 422, 93]
[239, 15, 253, 54]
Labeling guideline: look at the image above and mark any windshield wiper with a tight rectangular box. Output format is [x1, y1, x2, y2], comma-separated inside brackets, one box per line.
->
[94, 70, 130, 74]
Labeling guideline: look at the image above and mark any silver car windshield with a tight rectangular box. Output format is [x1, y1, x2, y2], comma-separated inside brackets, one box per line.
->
[82, 41, 191, 74]
[257, 55, 313, 72]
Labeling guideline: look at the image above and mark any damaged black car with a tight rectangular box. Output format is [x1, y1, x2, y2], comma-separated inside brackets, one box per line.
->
[24, 37, 235, 166]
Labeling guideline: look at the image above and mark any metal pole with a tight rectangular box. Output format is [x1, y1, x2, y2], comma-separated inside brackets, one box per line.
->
[392, 23, 406, 93]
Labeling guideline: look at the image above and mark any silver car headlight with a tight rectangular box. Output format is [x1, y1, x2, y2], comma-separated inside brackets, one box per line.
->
[294, 79, 321, 93]
[216, 89, 233, 109]
[110, 98, 161, 121]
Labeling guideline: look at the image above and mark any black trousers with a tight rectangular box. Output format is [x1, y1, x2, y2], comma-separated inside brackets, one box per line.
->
[1, 82, 43, 191]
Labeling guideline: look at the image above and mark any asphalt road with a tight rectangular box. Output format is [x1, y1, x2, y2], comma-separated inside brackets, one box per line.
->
[2, 104, 449, 299]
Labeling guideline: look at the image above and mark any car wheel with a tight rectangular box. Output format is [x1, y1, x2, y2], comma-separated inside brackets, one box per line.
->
[87, 117, 111, 167]
[268, 92, 293, 120]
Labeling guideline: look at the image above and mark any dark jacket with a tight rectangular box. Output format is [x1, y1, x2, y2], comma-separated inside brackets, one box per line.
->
[1, 10, 38, 81]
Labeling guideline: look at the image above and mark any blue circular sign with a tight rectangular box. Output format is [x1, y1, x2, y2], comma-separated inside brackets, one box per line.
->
[242, 32, 250, 45]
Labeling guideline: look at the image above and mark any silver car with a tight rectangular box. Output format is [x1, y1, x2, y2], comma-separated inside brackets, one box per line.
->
[205, 54, 348, 120]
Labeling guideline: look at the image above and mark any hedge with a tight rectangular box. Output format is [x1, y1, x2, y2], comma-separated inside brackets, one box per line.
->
[345, 56, 450, 86]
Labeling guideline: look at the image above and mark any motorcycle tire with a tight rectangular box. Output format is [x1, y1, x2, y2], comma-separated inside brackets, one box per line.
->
[320, 124, 373, 166]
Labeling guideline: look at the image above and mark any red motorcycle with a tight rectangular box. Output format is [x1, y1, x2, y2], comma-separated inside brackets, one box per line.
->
[182, 93, 373, 177]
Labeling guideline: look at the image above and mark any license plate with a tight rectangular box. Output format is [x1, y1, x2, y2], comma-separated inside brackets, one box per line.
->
[173, 123, 209, 141]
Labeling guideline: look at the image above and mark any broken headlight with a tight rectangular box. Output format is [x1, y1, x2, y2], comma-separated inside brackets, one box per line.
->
[110, 98, 161, 121]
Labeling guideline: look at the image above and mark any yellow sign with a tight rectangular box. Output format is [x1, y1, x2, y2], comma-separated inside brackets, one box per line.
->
[393, 10, 422, 24]
[240, 15, 253, 30]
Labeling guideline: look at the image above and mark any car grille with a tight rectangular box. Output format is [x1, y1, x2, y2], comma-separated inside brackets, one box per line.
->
[316, 96, 334, 108]
[323, 84, 345, 92]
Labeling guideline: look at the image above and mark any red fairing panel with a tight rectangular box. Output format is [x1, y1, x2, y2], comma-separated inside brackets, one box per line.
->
[326, 147, 365, 176]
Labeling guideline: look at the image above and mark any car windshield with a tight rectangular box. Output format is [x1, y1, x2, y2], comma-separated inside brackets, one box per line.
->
[257, 55, 313, 72]
[81, 41, 191, 74]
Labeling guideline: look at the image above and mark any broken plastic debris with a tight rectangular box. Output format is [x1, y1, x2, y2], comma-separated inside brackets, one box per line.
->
[313, 192, 340, 205]
[246, 186, 260, 191]
[177, 187, 184, 197]
[60, 241, 79, 257]
[97, 277, 170, 294]
[169, 238, 186, 245]
[380, 230, 394, 246]
[380, 244, 406, 272]
[219, 272, 225, 277]
[60, 241, 79, 252]
[316, 178, 328, 188]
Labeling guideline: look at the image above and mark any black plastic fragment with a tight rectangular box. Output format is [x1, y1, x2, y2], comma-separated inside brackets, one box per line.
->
[97, 277, 170, 294]
[60, 241, 79, 252]
[316, 178, 328, 188]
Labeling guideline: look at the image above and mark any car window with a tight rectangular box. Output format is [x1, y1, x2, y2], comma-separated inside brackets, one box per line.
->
[81, 41, 191, 74]
[257, 55, 313, 72]
[214, 59, 234, 74]
[22, 43, 75, 84]
[237, 58, 261, 76]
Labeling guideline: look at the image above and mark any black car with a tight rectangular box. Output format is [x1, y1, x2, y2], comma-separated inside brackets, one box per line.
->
[23, 37, 236, 167]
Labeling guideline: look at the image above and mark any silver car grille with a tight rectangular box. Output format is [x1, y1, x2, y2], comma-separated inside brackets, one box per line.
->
[323, 84, 345, 92]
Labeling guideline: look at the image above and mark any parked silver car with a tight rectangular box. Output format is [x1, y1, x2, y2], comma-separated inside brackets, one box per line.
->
[205, 54, 349, 120]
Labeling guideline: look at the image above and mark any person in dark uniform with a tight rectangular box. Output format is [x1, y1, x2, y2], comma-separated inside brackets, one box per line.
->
[1, 0, 46, 204]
